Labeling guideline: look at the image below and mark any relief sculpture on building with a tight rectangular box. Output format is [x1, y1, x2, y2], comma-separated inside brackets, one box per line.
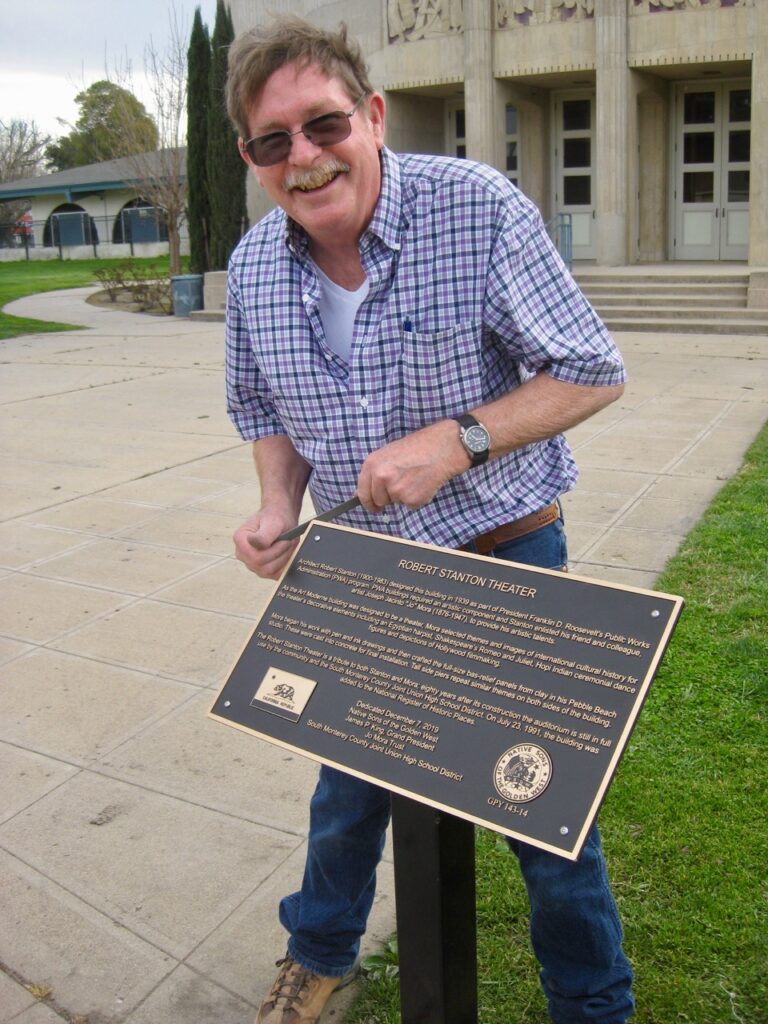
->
[496, 0, 594, 29]
[388, 0, 464, 41]
[631, 0, 752, 12]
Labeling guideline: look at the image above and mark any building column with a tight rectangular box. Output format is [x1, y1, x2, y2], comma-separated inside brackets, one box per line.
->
[634, 73, 668, 263]
[464, 0, 504, 170]
[749, 2, 768, 265]
[595, 0, 630, 265]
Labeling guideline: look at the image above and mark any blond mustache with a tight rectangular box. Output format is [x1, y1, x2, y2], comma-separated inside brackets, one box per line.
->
[283, 159, 351, 193]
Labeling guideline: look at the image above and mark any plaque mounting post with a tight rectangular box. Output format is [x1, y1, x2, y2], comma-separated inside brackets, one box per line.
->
[391, 795, 478, 1024]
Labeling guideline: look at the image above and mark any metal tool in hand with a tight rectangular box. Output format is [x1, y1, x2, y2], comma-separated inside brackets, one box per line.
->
[276, 496, 362, 542]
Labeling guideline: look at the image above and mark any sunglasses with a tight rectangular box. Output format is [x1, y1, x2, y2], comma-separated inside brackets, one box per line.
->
[242, 95, 367, 167]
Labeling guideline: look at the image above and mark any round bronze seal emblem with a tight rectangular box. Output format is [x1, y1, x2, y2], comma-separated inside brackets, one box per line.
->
[493, 744, 552, 803]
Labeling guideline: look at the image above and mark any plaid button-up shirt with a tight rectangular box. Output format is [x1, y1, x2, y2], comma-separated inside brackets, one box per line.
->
[226, 148, 626, 549]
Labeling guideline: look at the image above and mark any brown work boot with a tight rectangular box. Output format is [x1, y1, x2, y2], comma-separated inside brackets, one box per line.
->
[256, 955, 357, 1023]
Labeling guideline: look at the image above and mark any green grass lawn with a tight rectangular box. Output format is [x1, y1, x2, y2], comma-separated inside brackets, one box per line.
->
[0, 256, 177, 339]
[349, 423, 768, 1024]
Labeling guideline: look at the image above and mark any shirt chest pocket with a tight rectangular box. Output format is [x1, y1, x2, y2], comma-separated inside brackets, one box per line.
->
[399, 320, 484, 428]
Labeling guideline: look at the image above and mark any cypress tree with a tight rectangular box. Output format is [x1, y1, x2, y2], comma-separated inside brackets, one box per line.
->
[186, 8, 211, 274]
[207, 0, 248, 270]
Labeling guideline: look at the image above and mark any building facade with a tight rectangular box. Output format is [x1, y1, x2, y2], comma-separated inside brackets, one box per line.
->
[0, 150, 188, 262]
[231, 0, 767, 266]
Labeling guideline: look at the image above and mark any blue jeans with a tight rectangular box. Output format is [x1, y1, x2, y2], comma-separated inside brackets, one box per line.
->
[280, 515, 635, 1023]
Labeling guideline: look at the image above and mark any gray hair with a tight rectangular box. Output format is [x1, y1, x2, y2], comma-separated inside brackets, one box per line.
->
[226, 15, 374, 139]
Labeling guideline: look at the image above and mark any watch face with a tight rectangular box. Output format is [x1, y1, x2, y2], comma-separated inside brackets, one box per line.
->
[464, 424, 490, 453]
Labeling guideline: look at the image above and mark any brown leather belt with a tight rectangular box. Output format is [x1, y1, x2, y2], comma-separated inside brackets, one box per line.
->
[462, 502, 560, 556]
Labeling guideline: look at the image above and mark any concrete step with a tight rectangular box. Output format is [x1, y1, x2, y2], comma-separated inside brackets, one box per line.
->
[573, 270, 767, 334]
[594, 305, 768, 321]
[574, 273, 749, 286]
[587, 294, 746, 308]
[189, 308, 225, 322]
[192, 272, 766, 336]
[575, 275, 748, 300]
[581, 280, 745, 292]
[601, 316, 768, 335]
[188, 307, 767, 335]
[203, 271, 227, 315]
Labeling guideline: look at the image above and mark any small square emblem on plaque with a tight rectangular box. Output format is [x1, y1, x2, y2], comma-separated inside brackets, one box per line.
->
[250, 667, 318, 723]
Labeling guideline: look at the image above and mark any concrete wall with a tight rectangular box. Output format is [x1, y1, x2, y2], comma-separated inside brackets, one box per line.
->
[494, 15, 596, 80]
[383, 93, 447, 156]
[0, 241, 189, 263]
[629, 1, 755, 70]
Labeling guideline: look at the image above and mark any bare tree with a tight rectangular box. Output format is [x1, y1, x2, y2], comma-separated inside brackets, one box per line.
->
[111, 5, 189, 276]
[0, 119, 50, 183]
[0, 119, 50, 238]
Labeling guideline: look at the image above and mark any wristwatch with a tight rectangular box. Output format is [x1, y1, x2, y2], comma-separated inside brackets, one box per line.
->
[454, 413, 491, 467]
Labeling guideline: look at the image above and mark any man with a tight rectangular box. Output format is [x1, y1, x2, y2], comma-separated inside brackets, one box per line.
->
[225, 16, 634, 1024]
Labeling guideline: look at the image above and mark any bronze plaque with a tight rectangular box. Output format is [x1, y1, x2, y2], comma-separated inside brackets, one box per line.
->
[210, 523, 683, 859]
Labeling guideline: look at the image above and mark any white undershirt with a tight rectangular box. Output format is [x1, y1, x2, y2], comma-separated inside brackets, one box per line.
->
[311, 261, 369, 362]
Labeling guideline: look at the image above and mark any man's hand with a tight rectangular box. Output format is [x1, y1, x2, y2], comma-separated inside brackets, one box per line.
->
[357, 420, 468, 513]
[233, 507, 300, 580]
[234, 436, 312, 579]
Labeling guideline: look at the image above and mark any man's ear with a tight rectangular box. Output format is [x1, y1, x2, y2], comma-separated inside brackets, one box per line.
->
[239, 140, 265, 187]
[367, 93, 386, 150]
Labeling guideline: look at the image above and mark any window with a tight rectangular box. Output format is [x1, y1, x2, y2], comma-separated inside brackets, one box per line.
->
[450, 106, 466, 159]
[505, 104, 519, 187]
[564, 175, 591, 205]
[562, 98, 591, 131]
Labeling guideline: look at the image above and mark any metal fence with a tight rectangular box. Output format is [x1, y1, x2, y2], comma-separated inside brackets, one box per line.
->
[546, 212, 573, 270]
[0, 208, 185, 261]
[4, 209, 571, 265]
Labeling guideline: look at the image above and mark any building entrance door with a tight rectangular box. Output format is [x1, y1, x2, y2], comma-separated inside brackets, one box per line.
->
[673, 82, 750, 261]
[553, 93, 595, 261]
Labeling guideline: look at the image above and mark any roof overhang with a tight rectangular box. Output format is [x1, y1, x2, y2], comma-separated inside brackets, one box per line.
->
[0, 180, 142, 202]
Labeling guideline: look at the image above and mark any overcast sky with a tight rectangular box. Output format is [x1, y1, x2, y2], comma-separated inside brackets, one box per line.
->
[0, 0, 219, 140]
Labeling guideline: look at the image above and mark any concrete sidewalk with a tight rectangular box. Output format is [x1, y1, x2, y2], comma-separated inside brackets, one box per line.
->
[1, 288, 766, 1023]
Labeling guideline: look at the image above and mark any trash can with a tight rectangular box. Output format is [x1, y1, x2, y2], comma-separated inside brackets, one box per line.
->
[170, 274, 204, 316]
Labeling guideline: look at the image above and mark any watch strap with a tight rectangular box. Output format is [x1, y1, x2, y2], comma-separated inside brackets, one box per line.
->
[453, 413, 490, 467]
[454, 413, 478, 431]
